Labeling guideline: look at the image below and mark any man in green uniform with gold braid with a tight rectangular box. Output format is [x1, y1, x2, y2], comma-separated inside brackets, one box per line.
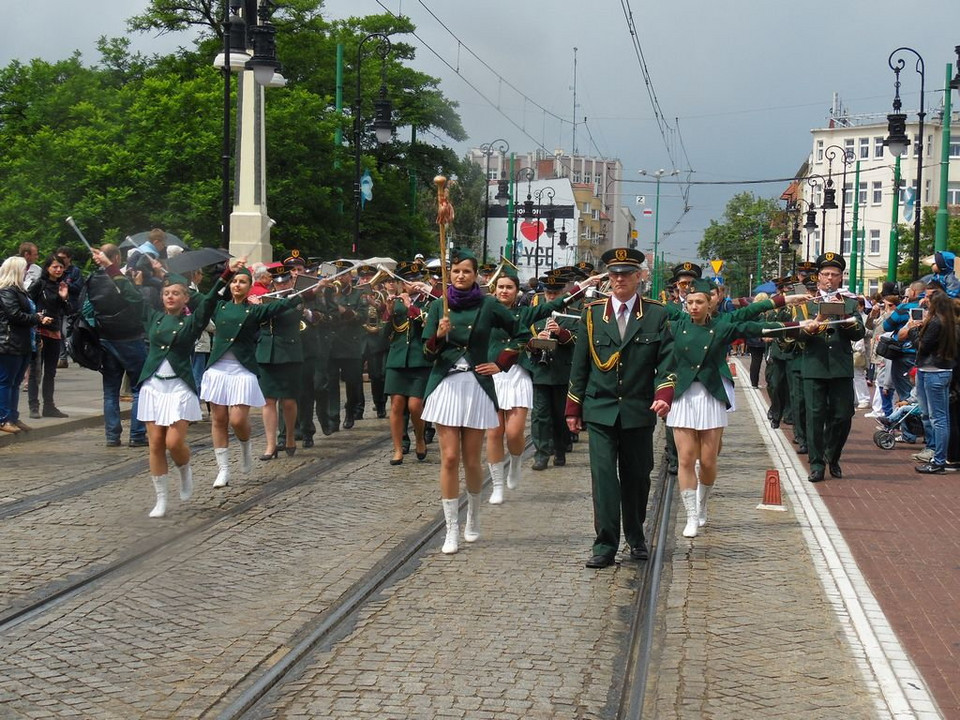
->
[565, 247, 676, 569]
[800, 253, 865, 482]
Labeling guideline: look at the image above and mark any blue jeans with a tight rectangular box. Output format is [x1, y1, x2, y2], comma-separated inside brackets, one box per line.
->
[100, 338, 147, 443]
[916, 369, 952, 466]
[0, 353, 30, 425]
[890, 354, 916, 403]
[880, 387, 895, 417]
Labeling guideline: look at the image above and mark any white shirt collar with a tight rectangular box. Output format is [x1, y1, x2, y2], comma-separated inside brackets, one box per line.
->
[612, 295, 637, 316]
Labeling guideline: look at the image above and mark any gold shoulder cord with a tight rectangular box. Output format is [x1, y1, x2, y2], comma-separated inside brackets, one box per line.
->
[586, 308, 620, 372]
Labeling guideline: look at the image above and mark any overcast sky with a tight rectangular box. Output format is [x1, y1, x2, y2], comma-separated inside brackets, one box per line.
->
[7, 0, 960, 262]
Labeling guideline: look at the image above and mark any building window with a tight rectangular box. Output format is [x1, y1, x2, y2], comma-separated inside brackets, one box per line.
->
[928, 135, 933, 157]
[844, 138, 855, 155]
[874, 137, 885, 159]
[582, 203, 591, 213]
[813, 232, 821, 257]
[925, 179, 931, 203]
[817, 140, 824, 162]
[947, 182, 960, 205]
[842, 230, 851, 255]
[594, 173, 602, 194]
[950, 141, 960, 158]
[913, 134, 920, 157]
[859, 138, 870, 159]
[573, 171, 581, 183]
[592, 209, 600, 221]
[868, 279, 878, 296]
[872, 181, 882, 205]
[859, 182, 867, 206]
[869, 229, 881, 255]
[844, 183, 852, 206]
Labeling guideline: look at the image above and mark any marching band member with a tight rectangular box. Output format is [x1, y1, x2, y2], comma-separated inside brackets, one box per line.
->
[326, 261, 367, 430]
[201, 263, 309, 488]
[256, 267, 303, 460]
[421, 249, 520, 555]
[384, 261, 433, 464]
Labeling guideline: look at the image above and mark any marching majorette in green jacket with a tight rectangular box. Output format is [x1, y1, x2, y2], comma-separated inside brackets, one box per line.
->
[256, 268, 305, 461]
[420, 249, 521, 556]
[482, 265, 598, 505]
[91, 251, 229, 519]
[200, 264, 307, 489]
[565, 247, 677, 569]
[383, 260, 434, 465]
[664, 278, 811, 538]
[527, 275, 580, 473]
[797, 253, 866, 483]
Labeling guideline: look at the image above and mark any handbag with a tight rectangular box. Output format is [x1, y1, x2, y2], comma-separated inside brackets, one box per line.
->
[875, 334, 904, 360]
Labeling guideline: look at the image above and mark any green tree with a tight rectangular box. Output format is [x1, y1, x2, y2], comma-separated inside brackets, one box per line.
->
[697, 192, 791, 297]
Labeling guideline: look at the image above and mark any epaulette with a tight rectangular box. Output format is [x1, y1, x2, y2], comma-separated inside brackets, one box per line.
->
[642, 297, 664, 306]
[585, 299, 606, 308]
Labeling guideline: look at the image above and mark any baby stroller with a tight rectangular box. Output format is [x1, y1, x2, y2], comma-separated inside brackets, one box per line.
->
[872, 405, 924, 450]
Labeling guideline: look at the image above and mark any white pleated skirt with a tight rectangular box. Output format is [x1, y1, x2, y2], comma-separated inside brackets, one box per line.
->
[137, 376, 202, 426]
[200, 352, 265, 408]
[666, 381, 729, 430]
[422, 371, 500, 429]
[493, 364, 533, 410]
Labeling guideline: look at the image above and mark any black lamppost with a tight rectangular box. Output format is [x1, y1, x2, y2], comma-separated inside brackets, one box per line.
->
[792, 198, 819, 261]
[806, 173, 837, 236]
[480, 139, 510, 264]
[884, 46, 925, 281]
[215, 0, 247, 250]
[533, 186, 555, 275]
[353, 33, 393, 256]
[823, 145, 854, 254]
[512, 167, 535, 265]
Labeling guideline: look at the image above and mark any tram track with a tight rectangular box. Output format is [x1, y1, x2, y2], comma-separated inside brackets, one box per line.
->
[0, 432, 390, 633]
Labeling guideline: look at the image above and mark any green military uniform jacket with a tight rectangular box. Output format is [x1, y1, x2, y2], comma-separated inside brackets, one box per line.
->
[798, 295, 865, 379]
[255, 302, 304, 365]
[328, 285, 371, 361]
[207, 295, 302, 376]
[527, 305, 578, 386]
[136, 277, 227, 393]
[421, 293, 519, 407]
[666, 296, 786, 407]
[566, 296, 676, 428]
[384, 294, 433, 370]
[486, 292, 575, 372]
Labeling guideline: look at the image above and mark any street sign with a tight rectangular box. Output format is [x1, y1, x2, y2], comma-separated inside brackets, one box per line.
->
[635, 195, 646, 206]
[631, 229, 638, 239]
[642, 209, 653, 217]
[710, 259, 724, 275]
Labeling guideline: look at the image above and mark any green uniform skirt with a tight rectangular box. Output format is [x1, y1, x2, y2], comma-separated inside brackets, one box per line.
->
[384, 367, 430, 398]
[259, 361, 302, 399]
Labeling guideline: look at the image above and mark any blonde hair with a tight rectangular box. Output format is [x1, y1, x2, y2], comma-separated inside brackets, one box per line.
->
[0, 256, 27, 290]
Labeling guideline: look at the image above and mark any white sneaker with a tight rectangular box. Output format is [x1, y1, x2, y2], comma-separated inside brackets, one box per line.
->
[864, 411, 883, 418]
[857, 401, 870, 409]
[912, 449, 934, 462]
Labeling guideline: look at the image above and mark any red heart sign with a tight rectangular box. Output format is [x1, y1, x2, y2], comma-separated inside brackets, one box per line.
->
[520, 220, 543, 241]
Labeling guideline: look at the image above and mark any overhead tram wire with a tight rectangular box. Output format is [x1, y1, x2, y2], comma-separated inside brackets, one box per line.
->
[373, 0, 553, 154]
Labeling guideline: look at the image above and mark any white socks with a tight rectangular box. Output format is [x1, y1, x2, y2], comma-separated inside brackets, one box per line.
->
[441, 498, 459, 554]
[213, 447, 230, 488]
[681, 489, 699, 538]
[697, 483, 713, 528]
[239, 440, 253, 474]
[464, 492, 481, 542]
[149, 475, 168, 518]
[506, 454, 522, 490]
[488, 462, 505, 505]
[177, 462, 193, 501]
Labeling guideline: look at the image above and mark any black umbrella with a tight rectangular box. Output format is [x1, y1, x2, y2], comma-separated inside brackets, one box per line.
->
[166, 248, 232, 274]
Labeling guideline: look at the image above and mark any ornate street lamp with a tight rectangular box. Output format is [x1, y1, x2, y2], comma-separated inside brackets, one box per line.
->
[480, 139, 510, 264]
[353, 33, 393, 256]
[823, 145, 854, 254]
[214, 0, 247, 250]
[884, 46, 925, 280]
[533, 186, 556, 275]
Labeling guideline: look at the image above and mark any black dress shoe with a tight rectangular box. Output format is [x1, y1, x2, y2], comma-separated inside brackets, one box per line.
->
[376, 406, 387, 419]
[829, 462, 843, 478]
[343, 416, 355, 430]
[401, 434, 411, 454]
[424, 426, 436, 444]
[797, 445, 808, 454]
[303, 436, 314, 448]
[532, 457, 549, 471]
[128, 438, 149, 448]
[629, 544, 649, 561]
[585, 554, 615, 569]
[770, 419, 780, 429]
[553, 454, 566, 467]
[807, 468, 825, 483]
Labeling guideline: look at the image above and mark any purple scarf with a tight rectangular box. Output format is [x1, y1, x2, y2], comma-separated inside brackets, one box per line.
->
[447, 283, 485, 311]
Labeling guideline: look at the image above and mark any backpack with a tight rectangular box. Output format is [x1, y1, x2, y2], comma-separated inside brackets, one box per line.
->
[85, 270, 144, 340]
[63, 285, 103, 371]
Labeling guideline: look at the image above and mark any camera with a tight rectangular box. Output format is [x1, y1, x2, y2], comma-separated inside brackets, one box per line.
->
[909, 307, 924, 321]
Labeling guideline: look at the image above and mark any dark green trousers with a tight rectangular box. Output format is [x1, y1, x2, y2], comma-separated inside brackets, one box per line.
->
[802, 376, 855, 471]
[586, 419, 654, 558]
[787, 364, 806, 443]
[532, 383, 568, 460]
[766, 357, 790, 423]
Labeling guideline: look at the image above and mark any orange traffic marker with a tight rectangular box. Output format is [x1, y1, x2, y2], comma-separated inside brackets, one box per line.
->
[757, 469, 786, 512]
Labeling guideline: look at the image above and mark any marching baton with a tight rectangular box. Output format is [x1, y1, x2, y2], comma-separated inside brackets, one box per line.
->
[551, 310, 583, 321]
[65, 216, 95, 253]
[761, 319, 851, 334]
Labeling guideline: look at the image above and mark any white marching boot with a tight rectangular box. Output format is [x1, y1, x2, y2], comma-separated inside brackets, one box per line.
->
[681, 488, 699, 538]
[441, 498, 460, 554]
[213, 447, 230, 488]
[464, 492, 481, 542]
[506, 453, 523, 490]
[488, 462, 505, 505]
[177, 462, 193, 501]
[149, 475, 168, 518]
[239, 440, 253, 474]
[697, 482, 713, 528]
